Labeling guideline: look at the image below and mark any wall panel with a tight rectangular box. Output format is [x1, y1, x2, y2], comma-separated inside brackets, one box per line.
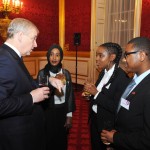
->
[23, 51, 90, 84]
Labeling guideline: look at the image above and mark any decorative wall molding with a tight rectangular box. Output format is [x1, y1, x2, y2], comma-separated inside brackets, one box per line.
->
[64, 50, 90, 57]
[23, 51, 90, 85]
[63, 57, 90, 84]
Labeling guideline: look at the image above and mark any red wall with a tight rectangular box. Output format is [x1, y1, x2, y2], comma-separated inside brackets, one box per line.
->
[1, 1, 150, 51]
[0, 0, 91, 51]
[0, 0, 59, 51]
[141, 0, 150, 37]
[65, 0, 91, 51]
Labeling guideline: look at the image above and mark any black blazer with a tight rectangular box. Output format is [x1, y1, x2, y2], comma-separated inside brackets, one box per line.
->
[90, 67, 130, 132]
[0, 44, 45, 150]
[114, 73, 150, 150]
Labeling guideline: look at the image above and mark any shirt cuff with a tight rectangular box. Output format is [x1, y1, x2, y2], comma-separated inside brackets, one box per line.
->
[66, 112, 72, 117]
[94, 91, 100, 99]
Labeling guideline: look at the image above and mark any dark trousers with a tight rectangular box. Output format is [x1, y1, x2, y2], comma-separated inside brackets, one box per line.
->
[90, 111, 107, 150]
[45, 104, 68, 150]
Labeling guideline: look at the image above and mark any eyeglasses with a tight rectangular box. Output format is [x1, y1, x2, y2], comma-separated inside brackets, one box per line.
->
[124, 51, 139, 58]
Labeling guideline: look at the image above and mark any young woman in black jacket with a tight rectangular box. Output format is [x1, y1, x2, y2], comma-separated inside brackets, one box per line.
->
[84, 42, 130, 150]
[38, 44, 76, 150]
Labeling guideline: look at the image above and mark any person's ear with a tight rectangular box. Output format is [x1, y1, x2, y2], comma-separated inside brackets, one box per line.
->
[110, 54, 116, 62]
[17, 31, 23, 42]
[139, 51, 146, 62]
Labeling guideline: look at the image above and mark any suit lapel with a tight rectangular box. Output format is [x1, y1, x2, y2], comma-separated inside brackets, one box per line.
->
[95, 70, 105, 86]
[116, 74, 150, 119]
[3, 44, 21, 63]
[126, 74, 150, 100]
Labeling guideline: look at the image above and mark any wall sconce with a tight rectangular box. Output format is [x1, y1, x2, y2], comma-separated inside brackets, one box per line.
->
[0, 0, 23, 41]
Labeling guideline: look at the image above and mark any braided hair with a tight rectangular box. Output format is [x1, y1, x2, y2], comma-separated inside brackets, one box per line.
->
[100, 42, 122, 87]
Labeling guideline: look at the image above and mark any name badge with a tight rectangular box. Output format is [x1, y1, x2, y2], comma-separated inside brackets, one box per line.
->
[120, 98, 130, 110]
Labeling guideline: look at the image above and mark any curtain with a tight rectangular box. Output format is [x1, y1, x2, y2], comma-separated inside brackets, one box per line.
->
[104, 0, 135, 49]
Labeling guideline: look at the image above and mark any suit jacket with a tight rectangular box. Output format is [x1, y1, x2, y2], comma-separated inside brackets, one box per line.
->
[114, 73, 150, 150]
[90, 67, 130, 132]
[0, 44, 45, 150]
[38, 68, 76, 113]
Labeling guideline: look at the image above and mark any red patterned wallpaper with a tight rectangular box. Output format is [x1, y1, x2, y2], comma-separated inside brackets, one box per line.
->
[65, 0, 91, 51]
[0, 0, 91, 51]
[1, 1, 150, 51]
[0, 0, 59, 51]
[141, 0, 150, 37]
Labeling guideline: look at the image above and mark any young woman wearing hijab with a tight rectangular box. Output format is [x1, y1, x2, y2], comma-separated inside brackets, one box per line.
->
[37, 44, 76, 150]
[84, 42, 130, 150]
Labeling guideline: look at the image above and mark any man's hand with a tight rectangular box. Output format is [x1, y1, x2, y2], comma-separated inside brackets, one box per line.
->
[101, 129, 116, 144]
[30, 87, 50, 103]
[49, 77, 64, 92]
[55, 73, 66, 85]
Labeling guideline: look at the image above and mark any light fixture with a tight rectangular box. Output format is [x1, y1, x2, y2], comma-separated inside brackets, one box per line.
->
[0, 0, 23, 41]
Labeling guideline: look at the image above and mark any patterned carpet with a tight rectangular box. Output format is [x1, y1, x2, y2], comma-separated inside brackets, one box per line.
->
[68, 85, 91, 150]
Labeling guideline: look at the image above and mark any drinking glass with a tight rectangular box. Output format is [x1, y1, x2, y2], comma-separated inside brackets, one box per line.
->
[82, 77, 92, 100]
[38, 75, 48, 87]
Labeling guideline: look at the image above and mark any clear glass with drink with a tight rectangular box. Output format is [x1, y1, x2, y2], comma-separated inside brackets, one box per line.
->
[82, 77, 92, 100]
[38, 75, 48, 87]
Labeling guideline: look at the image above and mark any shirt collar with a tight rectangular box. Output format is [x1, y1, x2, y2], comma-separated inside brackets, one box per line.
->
[4, 42, 22, 58]
[50, 68, 62, 77]
[104, 64, 116, 77]
[133, 69, 150, 85]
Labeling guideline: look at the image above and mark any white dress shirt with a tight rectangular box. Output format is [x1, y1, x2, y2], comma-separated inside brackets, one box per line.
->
[128, 69, 150, 95]
[5, 42, 21, 58]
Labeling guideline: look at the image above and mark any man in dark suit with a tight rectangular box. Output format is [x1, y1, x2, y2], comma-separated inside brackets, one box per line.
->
[0, 18, 64, 150]
[101, 37, 150, 150]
